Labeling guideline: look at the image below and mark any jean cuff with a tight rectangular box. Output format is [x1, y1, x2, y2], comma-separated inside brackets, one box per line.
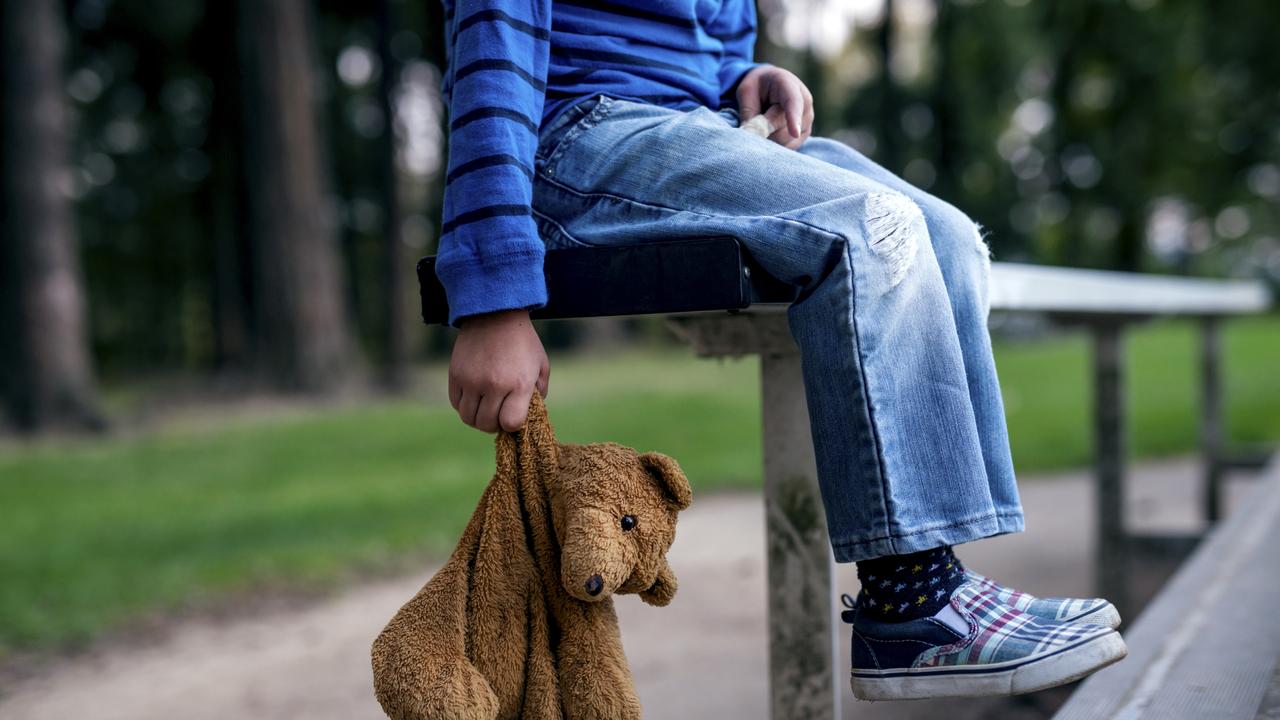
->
[830, 509, 1025, 563]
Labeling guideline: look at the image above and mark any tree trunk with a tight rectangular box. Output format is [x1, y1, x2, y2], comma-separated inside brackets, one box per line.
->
[204, 0, 254, 373]
[876, 0, 900, 173]
[236, 0, 356, 392]
[376, 0, 409, 391]
[0, 0, 103, 432]
[931, 0, 957, 200]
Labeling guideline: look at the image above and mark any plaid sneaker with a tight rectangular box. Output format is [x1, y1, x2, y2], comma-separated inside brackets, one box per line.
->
[844, 581, 1127, 700]
[965, 570, 1122, 629]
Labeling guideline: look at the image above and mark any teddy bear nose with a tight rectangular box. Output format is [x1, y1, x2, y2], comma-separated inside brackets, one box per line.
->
[584, 575, 604, 596]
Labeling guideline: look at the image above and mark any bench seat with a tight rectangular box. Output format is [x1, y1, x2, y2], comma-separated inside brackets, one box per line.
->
[1054, 458, 1280, 720]
[417, 238, 1269, 325]
[417, 238, 794, 325]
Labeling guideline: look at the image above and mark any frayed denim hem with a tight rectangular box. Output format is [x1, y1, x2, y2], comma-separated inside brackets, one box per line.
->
[830, 510, 1025, 563]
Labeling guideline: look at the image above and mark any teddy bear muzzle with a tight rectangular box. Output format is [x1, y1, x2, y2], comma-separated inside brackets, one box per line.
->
[564, 565, 626, 602]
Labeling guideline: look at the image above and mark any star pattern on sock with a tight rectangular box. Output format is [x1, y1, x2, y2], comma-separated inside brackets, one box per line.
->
[854, 546, 967, 622]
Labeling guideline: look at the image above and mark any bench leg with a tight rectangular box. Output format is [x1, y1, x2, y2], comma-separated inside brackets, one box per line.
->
[1091, 323, 1130, 618]
[1200, 316, 1225, 524]
[760, 351, 841, 720]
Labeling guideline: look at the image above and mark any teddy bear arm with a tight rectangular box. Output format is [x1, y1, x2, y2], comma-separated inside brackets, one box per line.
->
[554, 601, 642, 720]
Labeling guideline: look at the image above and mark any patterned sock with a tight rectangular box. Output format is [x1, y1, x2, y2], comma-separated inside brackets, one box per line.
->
[854, 546, 966, 623]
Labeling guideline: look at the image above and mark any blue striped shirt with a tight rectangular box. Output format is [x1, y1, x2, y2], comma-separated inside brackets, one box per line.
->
[437, 0, 760, 325]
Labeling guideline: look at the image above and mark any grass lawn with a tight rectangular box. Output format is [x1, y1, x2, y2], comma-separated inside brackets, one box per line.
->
[0, 316, 1276, 656]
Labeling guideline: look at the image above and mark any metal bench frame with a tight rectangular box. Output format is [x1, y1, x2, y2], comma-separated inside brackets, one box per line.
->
[419, 239, 1271, 719]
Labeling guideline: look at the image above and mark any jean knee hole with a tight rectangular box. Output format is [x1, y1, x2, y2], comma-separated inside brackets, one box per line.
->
[864, 193, 925, 287]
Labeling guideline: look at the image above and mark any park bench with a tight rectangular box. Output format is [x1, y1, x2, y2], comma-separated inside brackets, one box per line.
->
[417, 238, 1272, 720]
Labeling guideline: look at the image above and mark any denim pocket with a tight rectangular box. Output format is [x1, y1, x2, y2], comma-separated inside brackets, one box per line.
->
[537, 95, 615, 179]
[532, 207, 593, 249]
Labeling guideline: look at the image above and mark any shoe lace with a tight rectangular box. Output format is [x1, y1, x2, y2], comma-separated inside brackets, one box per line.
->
[840, 592, 858, 624]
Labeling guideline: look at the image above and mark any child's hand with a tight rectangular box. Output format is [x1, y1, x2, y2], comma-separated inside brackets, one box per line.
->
[736, 65, 814, 150]
[449, 309, 550, 433]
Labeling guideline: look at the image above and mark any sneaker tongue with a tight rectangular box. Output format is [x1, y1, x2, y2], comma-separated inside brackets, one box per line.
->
[933, 602, 969, 635]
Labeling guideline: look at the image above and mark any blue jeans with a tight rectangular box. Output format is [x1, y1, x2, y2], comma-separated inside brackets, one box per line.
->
[532, 95, 1025, 562]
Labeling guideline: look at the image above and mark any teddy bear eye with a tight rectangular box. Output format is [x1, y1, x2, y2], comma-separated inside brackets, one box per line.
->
[620, 515, 637, 532]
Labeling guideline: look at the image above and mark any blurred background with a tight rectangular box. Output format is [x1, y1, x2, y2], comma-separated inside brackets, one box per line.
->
[1, 0, 1277, 717]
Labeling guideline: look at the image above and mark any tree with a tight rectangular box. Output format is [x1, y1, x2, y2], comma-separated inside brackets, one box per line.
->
[1, 0, 102, 432]
[204, 0, 255, 372]
[236, 0, 357, 392]
[375, 0, 408, 390]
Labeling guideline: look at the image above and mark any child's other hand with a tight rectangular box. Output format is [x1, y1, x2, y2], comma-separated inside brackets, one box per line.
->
[736, 65, 814, 150]
[449, 309, 550, 433]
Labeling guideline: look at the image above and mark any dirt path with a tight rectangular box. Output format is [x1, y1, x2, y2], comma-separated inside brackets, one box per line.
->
[0, 458, 1250, 720]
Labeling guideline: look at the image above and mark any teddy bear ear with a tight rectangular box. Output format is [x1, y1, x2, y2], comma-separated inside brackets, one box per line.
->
[639, 452, 692, 510]
[522, 390, 551, 434]
[513, 390, 558, 456]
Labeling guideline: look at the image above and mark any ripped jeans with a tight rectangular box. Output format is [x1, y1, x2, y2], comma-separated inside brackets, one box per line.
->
[532, 95, 1024, 562]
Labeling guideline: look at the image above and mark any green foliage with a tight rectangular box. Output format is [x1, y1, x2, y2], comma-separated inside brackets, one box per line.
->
[997, 315, 1280, 469]
[2, 318, 1277, 656]
[0, 351, 760, 655]
[60, 0, 1280, 377]
[795, 0, 1280, 274]
[64, 0, 447, 376]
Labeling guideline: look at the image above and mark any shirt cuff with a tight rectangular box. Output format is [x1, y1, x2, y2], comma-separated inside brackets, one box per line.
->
[435, 248, 548, 327]
[719, 60, 765, 104]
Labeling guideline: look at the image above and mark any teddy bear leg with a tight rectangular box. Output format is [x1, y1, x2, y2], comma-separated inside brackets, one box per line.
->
[381, 657, 500, 720]
[372, 562, 501, 720]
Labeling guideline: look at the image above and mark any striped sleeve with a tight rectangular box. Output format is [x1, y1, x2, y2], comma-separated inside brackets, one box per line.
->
[707, 0, 761, 104]
[436, 0, 552, 327]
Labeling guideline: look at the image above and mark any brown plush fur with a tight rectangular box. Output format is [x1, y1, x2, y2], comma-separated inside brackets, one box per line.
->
[371, 392, 692, 720]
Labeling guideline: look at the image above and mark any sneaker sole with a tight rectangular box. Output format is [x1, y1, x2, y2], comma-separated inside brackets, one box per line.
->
[850, 629, 1128, 700]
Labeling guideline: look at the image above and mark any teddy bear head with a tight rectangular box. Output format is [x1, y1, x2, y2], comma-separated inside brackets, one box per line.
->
[551, 442, 692, 607]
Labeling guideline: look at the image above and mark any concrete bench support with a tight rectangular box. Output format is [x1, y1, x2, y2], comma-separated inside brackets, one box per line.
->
[1199, 316, 1225, 524]
[669, 312, 840, 720]
[761, 352, 841, 720]
[1091, 322, 1130, 615]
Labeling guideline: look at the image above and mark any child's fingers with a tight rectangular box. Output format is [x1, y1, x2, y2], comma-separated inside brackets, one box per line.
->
[536, 360, 550, 398]
[801, 87, 815, 138]
[457, 390, 480, 428]
[474, 391, 506, 433]
[783, 79, 804, 138]
[499, 388, 533, 433]
[448, 375, 463, 410]
[737, 73, 762, 122]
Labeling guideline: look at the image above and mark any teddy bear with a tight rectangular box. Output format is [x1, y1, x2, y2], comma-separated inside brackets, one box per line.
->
[371, 391, 692, 720]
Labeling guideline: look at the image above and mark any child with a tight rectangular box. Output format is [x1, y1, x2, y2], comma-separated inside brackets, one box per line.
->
[438, 0, 1126, 700]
